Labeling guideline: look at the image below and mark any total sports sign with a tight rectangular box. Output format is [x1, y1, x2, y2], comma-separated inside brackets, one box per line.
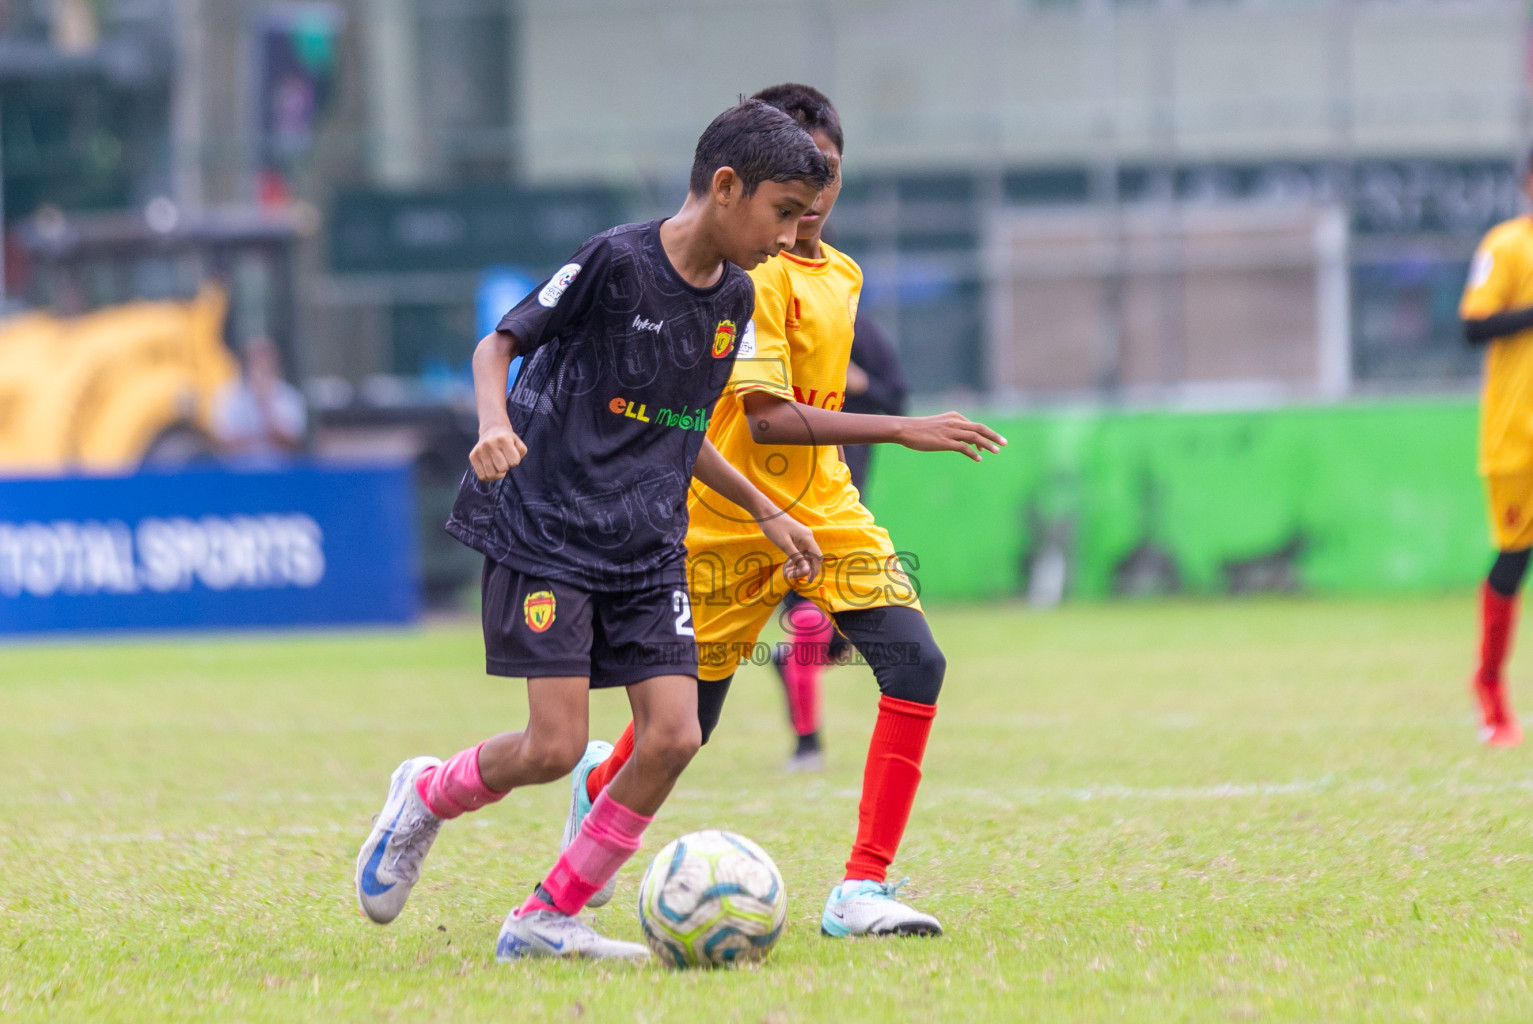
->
[0, 466, 419, 635]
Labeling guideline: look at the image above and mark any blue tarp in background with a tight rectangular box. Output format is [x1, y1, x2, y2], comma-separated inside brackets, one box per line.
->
[0, 465, 420, 635]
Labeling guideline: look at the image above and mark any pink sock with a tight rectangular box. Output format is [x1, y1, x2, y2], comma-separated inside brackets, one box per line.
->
[784, 603, 832, 737]
[414, 742, 507, 819]
[518, 791, 651, 917]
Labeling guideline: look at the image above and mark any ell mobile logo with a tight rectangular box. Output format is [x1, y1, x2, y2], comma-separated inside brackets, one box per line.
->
[608, 397, 711, 432]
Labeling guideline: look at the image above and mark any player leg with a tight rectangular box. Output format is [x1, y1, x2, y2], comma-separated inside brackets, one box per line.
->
[355, 674, 591, 925]
[772, 591, 832, 769]
[820, 604, 946, 938]
[355, 565, 593, 924]
[562, 674, 733, 907]
[503, 583, 710, 960]
[1477, 549, 1528, 745]
[498, 671, 701, 962]
[1475, 475, 1533, 746]
[563, 567, 774, 904]
[581, 668, 740, 805]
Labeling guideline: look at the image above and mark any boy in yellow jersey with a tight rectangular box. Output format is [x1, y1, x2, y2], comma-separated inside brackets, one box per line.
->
[571, 84, 1007, 936]
[774, 311, 909, 771]
[1460, 156, 1533, 747]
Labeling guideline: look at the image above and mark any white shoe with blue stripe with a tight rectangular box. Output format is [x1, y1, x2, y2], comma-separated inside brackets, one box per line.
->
[496, 908, 649, 962]
[820, 878, 943, 937]
[355, 755, 442, 924]
[561, 739, 615, 907]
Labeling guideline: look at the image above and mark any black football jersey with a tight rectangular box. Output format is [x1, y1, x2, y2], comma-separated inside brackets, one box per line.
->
[446, 220, 756, 592]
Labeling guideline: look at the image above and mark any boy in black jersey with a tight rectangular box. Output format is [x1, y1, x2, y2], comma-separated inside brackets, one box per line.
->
[353, 100, 830, 962]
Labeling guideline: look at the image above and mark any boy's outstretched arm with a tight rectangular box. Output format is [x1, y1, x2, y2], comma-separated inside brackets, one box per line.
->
[468, 329, 528, 481]
[693, 439, 822, 582]
[741, 392, 1006, 462]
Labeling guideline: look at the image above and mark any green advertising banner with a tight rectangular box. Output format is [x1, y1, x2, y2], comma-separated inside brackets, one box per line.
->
[864, 399, 1489, 603]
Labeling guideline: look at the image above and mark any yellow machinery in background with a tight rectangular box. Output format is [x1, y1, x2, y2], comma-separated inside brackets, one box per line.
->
[0, 286, 237, 475]
[1, 206, 305, 476]
[5, 204, 483, 607]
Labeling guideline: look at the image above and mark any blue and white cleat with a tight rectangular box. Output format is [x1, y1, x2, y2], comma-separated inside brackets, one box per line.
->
[820, 878, 943, 938]
[355, 755, 443, 924]
[496, 908, 650, 962]
[561, 739, 615, 907]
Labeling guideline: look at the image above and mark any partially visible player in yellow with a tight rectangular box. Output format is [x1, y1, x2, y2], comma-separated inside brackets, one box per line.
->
[1460, 155, 1533, 747]
[573, 84, 1007, 937]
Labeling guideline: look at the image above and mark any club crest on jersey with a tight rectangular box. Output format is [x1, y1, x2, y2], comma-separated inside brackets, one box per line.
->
[523, 590, 556, 632]
[712, 320, 737, 358]
[538, 263, 582, 308]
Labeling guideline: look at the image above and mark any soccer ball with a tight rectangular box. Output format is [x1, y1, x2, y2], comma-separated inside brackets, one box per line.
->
[636, 829, 787, 968]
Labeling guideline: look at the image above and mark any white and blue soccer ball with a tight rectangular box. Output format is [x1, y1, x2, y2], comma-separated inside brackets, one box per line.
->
[637, 829, 787, 968]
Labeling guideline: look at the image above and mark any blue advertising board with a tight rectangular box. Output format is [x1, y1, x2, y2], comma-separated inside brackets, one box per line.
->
[0, 465, 420, 635]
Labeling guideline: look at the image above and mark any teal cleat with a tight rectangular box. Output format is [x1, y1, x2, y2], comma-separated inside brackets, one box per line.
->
[820, 878, 943, 938]
[561, 739, 616, 907]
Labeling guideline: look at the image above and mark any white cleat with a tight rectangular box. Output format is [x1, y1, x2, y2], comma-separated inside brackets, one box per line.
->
[495, 908, 650, 962]
[820, 878, 943, 938]
[355, 755, 443, 924]
[561, 740, 616, 907]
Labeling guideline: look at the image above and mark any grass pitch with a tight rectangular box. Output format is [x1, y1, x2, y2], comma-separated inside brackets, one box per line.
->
[2, 596, 1532, 1022]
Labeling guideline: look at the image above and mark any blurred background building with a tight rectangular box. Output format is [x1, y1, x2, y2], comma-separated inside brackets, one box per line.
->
[2, 0, 1521, 404]
[0, 0, 1528, 618]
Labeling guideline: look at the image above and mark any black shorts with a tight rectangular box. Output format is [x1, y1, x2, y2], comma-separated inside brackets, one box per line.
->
[480, 559, 699, 688]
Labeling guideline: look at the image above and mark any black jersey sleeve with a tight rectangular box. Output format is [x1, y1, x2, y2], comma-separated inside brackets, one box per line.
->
[496, 235, 612, 355]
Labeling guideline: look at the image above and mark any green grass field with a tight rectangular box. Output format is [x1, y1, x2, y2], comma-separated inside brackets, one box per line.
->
[3, 596, 1532, 1022]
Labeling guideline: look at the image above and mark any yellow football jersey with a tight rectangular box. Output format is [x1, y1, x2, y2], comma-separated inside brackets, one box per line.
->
[1462, 216, 1533, 475]
[684, 243, 917, 678]
[689, 244, 869, 536]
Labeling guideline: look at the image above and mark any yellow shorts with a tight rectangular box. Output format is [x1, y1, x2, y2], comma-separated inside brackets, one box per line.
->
[1486, 473, 1533, 550]
[686, 524, 921, 682]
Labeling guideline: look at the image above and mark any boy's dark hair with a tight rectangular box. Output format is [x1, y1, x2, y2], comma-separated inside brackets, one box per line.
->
[688, 99, 831, 198]
[751, 83, 843, 156]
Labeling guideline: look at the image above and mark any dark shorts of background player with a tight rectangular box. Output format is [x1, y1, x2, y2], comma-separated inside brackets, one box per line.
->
[480, 559, 698, 689]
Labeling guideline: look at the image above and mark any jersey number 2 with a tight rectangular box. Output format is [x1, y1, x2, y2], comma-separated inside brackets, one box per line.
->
[672, 591, 695, 636]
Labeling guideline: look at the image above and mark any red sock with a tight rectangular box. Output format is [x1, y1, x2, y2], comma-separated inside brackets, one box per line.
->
[1479, 583, 1518, 687]
[784, 603, 831, 736]
[584, 721, 635, 802]
[845, 695, 937, 883]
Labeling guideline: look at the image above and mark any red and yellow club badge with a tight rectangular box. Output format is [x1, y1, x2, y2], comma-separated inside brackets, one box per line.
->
[523, 590, 556, 633]
[712, 320, 736, 358]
